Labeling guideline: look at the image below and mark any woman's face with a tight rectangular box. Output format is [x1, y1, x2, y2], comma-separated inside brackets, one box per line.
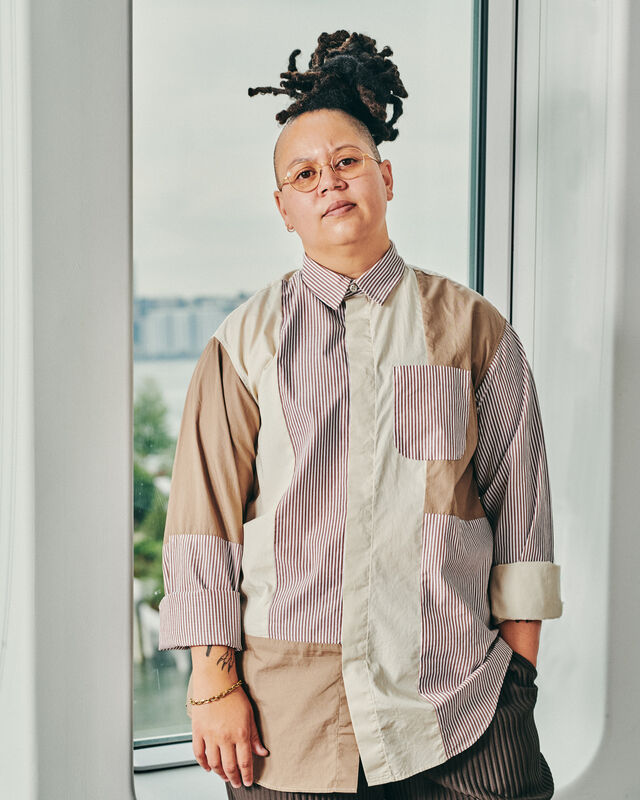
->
[273, 109, 393, 258]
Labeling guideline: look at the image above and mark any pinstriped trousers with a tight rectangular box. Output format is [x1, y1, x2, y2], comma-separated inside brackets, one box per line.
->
[226, 650, 554, 800]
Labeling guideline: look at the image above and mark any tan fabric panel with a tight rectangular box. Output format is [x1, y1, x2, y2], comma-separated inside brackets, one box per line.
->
[236, 634, 361, 793]
[424, 400, 486, 519]
[164, 336, 261, 544]
[412, 269, 506, 519]
[413, 269, 507, 387]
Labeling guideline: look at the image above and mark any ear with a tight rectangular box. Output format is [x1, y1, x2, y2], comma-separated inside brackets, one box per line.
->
[274, 189, 292, 228]
[379, 160, 394, 201]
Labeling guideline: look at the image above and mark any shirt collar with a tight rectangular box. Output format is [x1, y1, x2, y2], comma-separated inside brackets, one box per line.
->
[300, 241, 406, 310]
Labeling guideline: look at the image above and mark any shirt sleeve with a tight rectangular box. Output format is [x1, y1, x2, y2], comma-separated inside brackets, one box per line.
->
[472, 319, 563, 626]
[157, 335, 260, 651]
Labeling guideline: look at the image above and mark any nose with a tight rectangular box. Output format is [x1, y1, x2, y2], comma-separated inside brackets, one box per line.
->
[316, 162, 346, 193]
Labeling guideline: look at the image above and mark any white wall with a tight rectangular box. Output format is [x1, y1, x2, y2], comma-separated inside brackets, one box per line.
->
[512, 0, 629, 791]
[0, 0, 36, 797]
[0, 0, 134, 797]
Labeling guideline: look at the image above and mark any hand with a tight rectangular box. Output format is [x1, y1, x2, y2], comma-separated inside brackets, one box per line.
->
[191, 685, 269, 788]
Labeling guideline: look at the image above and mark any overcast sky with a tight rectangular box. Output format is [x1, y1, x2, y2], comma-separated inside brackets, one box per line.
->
[133, 0, 473, 298]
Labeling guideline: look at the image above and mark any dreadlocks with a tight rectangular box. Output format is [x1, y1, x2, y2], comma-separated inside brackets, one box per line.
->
[248, 30, 408, 147]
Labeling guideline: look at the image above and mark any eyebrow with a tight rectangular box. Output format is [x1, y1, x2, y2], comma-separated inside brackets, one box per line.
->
[283, 143, 364, 173]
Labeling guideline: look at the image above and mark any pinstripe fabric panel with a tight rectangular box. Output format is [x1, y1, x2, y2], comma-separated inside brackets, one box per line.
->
[265, 242, 407, 644]
[387, 653, 554, 800]
[269, 272, 350, 643]
[418, 513, 510, 758]
[159, 534, 243, 649]
[473, 321, 554, 565]
[393, 364, 471, 460]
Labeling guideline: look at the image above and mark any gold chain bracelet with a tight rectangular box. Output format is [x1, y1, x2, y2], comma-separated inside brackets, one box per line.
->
[187, 678, 244, 707]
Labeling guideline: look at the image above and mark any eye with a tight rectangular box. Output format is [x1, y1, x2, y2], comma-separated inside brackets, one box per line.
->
[293, 165, 317, 183]
[336, 156, 358, 169]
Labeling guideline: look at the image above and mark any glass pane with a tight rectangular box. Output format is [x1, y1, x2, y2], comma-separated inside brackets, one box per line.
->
[133, 0, 477, 742]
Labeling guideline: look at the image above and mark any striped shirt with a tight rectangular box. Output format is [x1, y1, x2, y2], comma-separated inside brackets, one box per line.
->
[158, 240, 563, 793]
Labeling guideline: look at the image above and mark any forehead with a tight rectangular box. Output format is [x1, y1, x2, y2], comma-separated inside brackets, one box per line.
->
[275, 110, 371, 172]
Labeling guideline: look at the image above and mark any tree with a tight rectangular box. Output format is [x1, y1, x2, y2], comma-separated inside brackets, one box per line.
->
[134, 460, 156, 526]
[133, 376, 172, 457]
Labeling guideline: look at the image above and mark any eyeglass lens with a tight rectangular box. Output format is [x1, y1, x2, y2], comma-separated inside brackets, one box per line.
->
[286, 147, 367, 192]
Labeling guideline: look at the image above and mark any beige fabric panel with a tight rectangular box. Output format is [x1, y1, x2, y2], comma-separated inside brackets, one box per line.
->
[212, 275, 296, 521]
[212, 274, 295, 402]
[239, 504, 279, 638]
[489, 562, 564, 623]
[163, 335, 260, 544]
[238, 634, 361, 793]
[212, 275, 296, 637]
[341, 268, 446, 784]
[412, 268, 507, 520]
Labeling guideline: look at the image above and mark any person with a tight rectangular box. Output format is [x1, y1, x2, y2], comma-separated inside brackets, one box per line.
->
[157, 30, 563, 800]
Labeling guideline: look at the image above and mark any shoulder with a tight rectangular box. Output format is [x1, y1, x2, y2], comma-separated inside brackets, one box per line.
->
[408, 265, 507, 388]
[409, 264, 504, 324]
[212, 271, 290, 341]
[209, 270, 295, 401]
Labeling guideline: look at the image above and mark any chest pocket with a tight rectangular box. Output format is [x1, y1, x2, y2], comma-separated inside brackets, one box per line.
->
[393, 364, 471, 460]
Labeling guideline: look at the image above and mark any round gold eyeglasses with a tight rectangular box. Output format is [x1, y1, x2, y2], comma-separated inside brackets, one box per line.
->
[279, 146, 381, 192]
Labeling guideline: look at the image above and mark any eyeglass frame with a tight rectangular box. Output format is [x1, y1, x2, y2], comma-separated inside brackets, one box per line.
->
[277, 146, 382, 192]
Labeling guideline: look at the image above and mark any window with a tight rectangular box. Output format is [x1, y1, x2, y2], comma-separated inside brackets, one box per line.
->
[132, 0, 483, 762]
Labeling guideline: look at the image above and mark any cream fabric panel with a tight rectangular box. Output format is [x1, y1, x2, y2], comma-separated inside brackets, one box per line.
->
[341, 267, 446, 783]
[213, 275, 296, 639]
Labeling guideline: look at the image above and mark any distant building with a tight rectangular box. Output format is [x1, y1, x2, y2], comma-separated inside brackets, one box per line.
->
[134, 293, 250, 359]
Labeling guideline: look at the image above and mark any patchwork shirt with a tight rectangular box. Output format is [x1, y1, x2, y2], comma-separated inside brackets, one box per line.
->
[157, 240, 563, 793]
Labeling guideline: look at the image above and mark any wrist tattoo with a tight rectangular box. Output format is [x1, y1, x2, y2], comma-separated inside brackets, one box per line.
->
[203, 645, 236, 673]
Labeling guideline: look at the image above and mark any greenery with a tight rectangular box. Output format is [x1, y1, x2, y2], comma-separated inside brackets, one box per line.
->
[133, 376, 174, 610]
[134, 376, 173, 457]
[134, 460, 156, 526]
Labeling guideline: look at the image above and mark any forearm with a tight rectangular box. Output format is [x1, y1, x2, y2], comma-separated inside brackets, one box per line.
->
[190, 644, 240, 691]
[498, 619, 541, 667]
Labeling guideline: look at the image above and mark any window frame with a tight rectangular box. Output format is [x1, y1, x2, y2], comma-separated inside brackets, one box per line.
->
[131, 0, 517, 772]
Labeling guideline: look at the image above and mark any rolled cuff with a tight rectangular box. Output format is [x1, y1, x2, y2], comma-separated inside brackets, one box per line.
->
[157, 588, 242, 651]
[489, 561, 563, 624]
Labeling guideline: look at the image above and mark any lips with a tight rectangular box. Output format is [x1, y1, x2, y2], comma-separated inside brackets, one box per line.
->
[323, 200, 356, 217]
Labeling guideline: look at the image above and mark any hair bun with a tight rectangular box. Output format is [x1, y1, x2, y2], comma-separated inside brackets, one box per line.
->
[248, 30, 408, 145]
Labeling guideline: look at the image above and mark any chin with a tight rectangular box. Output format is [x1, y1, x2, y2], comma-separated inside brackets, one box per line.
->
[326, 223, 370, 245]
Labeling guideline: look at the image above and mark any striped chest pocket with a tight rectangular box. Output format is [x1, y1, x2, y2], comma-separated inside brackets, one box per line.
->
[393, 364, 471, 460]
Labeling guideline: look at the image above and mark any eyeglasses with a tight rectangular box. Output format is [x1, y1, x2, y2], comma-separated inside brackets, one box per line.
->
[279, 146, 382, 192]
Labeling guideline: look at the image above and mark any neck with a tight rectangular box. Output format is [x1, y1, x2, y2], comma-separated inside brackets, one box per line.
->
[304, 230, 392, 279]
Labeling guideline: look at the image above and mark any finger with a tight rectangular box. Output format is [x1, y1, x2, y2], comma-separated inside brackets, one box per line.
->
[191, 733, 211, 772]
[205, 739, 226, 781]
[220, 741, 243, 789]
[251, 717, 269, 756]
[235, 739, 254, 787]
